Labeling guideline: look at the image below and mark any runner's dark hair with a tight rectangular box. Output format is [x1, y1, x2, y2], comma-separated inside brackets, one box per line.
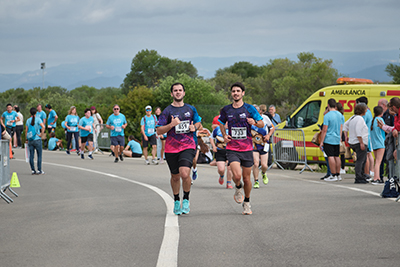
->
[230, 82, 245, 91]
[170, 83, 185, 92]
[371, 106, 383, 131]
[30, 107, 37, 126]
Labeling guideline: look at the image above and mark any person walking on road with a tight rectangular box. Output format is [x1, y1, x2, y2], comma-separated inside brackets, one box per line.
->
[90, 106, 103, 153]
[156, 82, 202, 215]
[13, 105, 24, 149]
[36, 104, 47, 148]
[1, 104, 20, 148]
[141, 105, 158, 165]
[106, 105, 127, 163]
[78, 108, 95, 160]
[218, 82, 264, 215]
[26, 107, 45, 175]
[45, 104, 58, 134]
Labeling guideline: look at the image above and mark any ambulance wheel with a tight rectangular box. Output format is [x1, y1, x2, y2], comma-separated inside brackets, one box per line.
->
[275, 141, 298, 170]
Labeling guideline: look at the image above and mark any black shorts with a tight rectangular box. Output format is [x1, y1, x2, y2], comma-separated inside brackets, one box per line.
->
[215, 149, 228, 162]
[323, 143, 340, 157]
[6, 127, 15, 136]
[143, 134, 157, 147]
[81, 134, 94, 143]
[165, 149, 196, 175]
[47, 127, 56, 134]
[226, 150, 254, 168]
[111, 136, 125, 146]
[253, 147, 268, 155]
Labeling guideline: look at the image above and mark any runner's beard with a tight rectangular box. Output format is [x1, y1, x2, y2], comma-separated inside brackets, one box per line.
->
[173, 96, 184, 102]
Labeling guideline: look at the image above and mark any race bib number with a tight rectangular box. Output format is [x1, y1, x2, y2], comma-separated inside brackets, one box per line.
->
[147, 128, 155, 135]
[175, 120, 190, 134]
[231, 127, 247, 140]
[6, 120, 13, 126]
[70, 127, 77, 132]
[27, 132, 33, 139]
[115, 126, 122, 132]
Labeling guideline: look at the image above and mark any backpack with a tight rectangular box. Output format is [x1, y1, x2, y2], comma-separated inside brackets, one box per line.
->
[381, 177, 400, 198]
[26, 123, 37, 141]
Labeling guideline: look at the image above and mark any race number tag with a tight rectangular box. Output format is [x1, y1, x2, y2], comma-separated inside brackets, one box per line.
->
[115, 126, 122, 132]
[70, 127, 76, 132]
[148, 128, 154, 135]
[231, 127, 246, 139]
[175, 120, 190, 134]
[6, 120, 13, 126]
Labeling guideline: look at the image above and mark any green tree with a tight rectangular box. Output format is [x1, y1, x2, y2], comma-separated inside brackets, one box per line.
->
[215, 61, 265, 80]
[121, 49, 198, 93]
[385, 63, 400, 84]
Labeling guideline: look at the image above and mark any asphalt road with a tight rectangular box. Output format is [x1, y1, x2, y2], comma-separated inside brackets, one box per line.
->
[1, 149, 400, 267]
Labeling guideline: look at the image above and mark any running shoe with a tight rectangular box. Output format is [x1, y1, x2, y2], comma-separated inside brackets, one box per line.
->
[31, 170, 36, 175]
[262, 172, 269, 185]
[337, 175, 342, 181]
[324, 175, 338, 182]
[253, 181, 260, 189]
[81, 153, 84, 159]
[88, 154, 94, 160]
[226, 183, 233, 189]
[66, 150, 70, 155]
[372, 179, 384, 185]
[173, 200, 182, 215]
[340, 168, 346, 174]
[152, 158, 158, 165]
[145, 159, 150, 165]
[77, 151, 80, 156]
[160, 158, 165, 164]
[114, 158, 119, 163]
[192, 170, 197, 180]
[320, 173, 330, 180]
[37, 170, 45, 175]
[218, 175, 224, 185]
[182, 199, 190, 214]
[119, 154, 124, 161]
[234, 184, 244, 204]
[242, 202, 252, 215]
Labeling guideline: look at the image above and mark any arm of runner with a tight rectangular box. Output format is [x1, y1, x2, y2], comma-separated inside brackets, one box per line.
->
[319, 125, 328, 150]
[157, 115, 180, 135]
[219, 123, 231, 143]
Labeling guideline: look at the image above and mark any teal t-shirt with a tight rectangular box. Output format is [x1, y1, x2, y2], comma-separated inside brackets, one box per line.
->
[65, 115, 80, 132]
[79, 116, 94, 137]
[48, 137, 59, 150]
[26, 117, 43, 141]
[323, 110, 344, 145]
[2, 111, 18, 128]
[48, 110, 57, 128]
[128, 140, 143, 154]
[140, 115, 157, 137]
[106, 114, 127, 137]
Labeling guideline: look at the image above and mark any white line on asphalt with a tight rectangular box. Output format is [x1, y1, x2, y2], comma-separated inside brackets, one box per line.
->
[16, 160, 179, 267]
[279, 174, 398, 201]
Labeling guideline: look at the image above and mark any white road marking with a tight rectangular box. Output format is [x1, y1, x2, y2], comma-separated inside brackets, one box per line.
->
[16, 160, 179, 267]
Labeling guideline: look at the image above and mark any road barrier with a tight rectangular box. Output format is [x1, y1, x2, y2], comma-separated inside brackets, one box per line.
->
[270, 129, 313, 174]
[97, 124, 111, 151]
[0, 140, 18, 203]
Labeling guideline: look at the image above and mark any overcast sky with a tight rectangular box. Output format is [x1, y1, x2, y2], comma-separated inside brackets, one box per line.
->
[1, 0, 399, 74]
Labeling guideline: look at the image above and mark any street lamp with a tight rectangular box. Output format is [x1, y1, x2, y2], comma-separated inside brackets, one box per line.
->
[41, 62, 45, 89]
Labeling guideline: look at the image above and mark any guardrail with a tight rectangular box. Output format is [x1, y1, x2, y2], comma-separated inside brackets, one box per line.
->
[0, 140, 18, 203]
[97, 124, 111, 151]
[270, 128, 313, 174]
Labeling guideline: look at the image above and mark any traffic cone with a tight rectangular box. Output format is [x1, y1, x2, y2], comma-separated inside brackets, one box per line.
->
[10, 172, 20, 188]
[9, 140, 13, 159]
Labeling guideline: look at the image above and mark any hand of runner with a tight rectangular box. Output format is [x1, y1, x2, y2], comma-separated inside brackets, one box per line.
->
[247, 118, 255, 125]
[189, 121, 196, 132]
[170, 115, 181, 127]
[223, 134, 232, 143]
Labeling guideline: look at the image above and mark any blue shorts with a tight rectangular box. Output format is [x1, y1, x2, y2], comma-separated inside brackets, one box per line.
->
[111, 135, 125, 147]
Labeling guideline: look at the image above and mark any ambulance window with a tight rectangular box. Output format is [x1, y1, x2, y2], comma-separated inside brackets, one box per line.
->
[292, 100, 321, 128]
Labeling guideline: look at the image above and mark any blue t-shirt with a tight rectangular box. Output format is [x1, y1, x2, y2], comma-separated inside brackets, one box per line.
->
[140, 115, 157, 137]
[79, 116, 94, 137]
[218, 103, 263, 152]
[128, 140, 143, 154]
[48, 137, 59, 150]
[106, 113, 127, 137]
[371, 117, 385, 150]
[272, 113, 281, 126]
[323, 110, 344, 145]
[212, 126, 229, 150]
[65, 115, 80, 132]
[363, 109, 373, 150]
[48, 109, 57, 128]
[2, 111, 18, 128]
[61, 121, 66, 129]
[156, 104, 201, 153]
[26, 117, 43, 141]
[36, 110, 46, 122]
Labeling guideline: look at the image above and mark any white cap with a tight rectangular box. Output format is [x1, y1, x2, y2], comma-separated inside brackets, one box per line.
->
[145, 105, 152, 110]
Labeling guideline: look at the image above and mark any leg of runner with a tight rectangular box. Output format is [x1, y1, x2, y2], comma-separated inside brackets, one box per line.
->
[260, 153, 269, 185]
[252, 151, 260, 189]
[114, 145, 120, 162]
[151, 144, 158, 164]
[217, 161, 226, 185]
[230, 162, 244, 204]
[88, 141, 94, 160]
[226, 163, 233, 189]
[241, 166, 253, 215]
[180, 166, 192, 214]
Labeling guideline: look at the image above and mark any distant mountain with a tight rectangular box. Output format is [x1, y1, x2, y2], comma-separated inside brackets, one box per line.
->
[0, 50, 397, 92]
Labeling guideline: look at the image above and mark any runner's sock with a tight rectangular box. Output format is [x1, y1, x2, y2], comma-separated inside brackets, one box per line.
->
[244, 197, 250, 202]
[236, 183, 242, 189]
[183, 191, 190, 200]
[174, 194, 180, 201]
[89, 151, 93, 155]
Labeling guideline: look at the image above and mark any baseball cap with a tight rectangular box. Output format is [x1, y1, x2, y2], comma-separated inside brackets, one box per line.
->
[145, 105, 152, 110]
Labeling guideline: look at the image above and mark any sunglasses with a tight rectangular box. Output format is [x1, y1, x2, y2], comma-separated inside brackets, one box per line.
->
[146, 109, 151, 111]
[114, 108, 119, 110]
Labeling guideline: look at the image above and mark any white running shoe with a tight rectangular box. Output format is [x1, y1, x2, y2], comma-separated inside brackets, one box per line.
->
[145, 159, 150, 165]
[340, 169, 346, 174]
[242, 202, 252, 215]
[324, 175, 338, 182]
[152, 159, 158, 165]
[337, 175, 342, 181]
[234, 184, 244, 204]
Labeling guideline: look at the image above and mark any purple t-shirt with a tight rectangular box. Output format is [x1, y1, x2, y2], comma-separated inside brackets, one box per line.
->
[219, 103, 262, 152]
[156, 104, 201, 153]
